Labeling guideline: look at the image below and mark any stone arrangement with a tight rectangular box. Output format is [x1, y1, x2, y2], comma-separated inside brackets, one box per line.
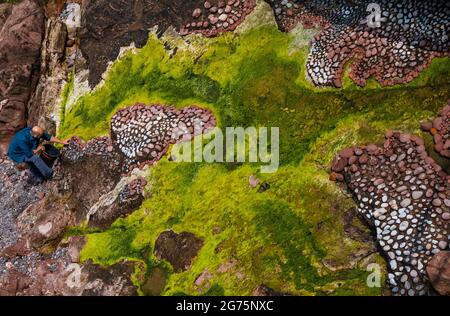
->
[62, 136, 122, 169]
[179, 0, 257, 36]
[421, 102, 450, 158]
[267, 0, 450, 87]
[110, 103, 216, 173]
[118, 177, 147, 206]
[331, 131, 449, 296]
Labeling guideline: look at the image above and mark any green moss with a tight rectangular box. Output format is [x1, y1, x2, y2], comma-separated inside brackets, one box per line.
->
[70, 23, 450, 296]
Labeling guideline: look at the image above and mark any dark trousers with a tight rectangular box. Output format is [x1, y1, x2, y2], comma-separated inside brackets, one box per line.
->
[25, 155, 53, 182]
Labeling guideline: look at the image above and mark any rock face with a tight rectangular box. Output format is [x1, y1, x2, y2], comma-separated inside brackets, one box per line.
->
[0, 0, 45, 154]
[427, 251, 450, 296]
[154, 230, 204, 272]
[268, 0, 450, 87]
[59, 136, 124, 211]
[80, 0, 257, 87]
[16, 194, 78, 249]
[27, 19, 67, 135]
[87, 176, 147, 229]
[28, 2, 82, 136]
[110, 103, 216, 173]
[0, 251, 140, 296]
[331, 128, 450, 296]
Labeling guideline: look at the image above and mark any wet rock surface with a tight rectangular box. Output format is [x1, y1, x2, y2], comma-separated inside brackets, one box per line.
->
[0, 150, 143, 296]
[154, 230, 204, 272]
[80, 0, 256, 87]
[0, 0, 45, 153]
[111, 103, 216, 173]
[267, 0, 450, 87]
[426, 251, 450, 295]
[331, 123, 450, 295]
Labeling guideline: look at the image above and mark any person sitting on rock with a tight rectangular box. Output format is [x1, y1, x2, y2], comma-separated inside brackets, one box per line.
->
[7, 126, 69, 185]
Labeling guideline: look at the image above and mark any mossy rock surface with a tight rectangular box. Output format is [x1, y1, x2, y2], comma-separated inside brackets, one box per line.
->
[60, 21, 450, 296]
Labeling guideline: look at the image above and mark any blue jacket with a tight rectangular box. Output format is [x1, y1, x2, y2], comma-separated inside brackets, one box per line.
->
[7, 127, 51, 163]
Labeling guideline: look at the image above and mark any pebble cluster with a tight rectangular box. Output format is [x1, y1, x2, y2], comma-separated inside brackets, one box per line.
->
[110, 103, 216, 173]
[180, 0, 256, 36]
[268, 0, 329, 31]
[118, 177, 147, 205]
[331, 131, 450, 296]
[0, 158, 48, 250]
[268, 0, 450, 87]
[421, 102, 450, 158]
[63, 136, 122, 166]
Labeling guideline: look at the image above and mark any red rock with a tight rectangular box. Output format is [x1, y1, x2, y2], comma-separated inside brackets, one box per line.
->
[427, 251, 450, 296]
[330, 172, 343, 182]
[433, 117, 443, 130]
[192, 8, 202, 19]
[331, 156, 348, 172]
[339, 148, 354, 158]
[359, 154, 369, 164]
[0, 0, 45, 154]
[399, 133, 411, 143]
[366, 144, 378, 153]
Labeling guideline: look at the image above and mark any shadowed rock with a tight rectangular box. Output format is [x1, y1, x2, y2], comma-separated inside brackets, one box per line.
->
[154, 230, 204, 272]
[87, 177, 147, 229]
[80, 0, 257, 87]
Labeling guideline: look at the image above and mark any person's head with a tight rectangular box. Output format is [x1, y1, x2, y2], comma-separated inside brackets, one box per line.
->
[30, 126, 44, 139]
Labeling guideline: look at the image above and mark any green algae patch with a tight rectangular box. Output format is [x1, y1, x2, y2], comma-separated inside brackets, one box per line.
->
[80, 160, 385, 295]
[65, 22, 450, 296]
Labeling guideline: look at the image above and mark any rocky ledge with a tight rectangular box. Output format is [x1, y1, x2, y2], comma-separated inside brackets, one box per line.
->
[0, 102, 217, 295]
[330, 112, 450, 295]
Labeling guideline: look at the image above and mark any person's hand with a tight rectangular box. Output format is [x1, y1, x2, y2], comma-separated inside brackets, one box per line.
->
[61, 139, 70, 146]
[33, 145, 44, 155]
